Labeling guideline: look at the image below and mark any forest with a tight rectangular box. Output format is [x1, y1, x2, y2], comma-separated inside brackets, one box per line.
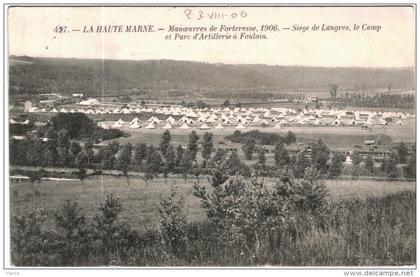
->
[9, 56, 415, 98]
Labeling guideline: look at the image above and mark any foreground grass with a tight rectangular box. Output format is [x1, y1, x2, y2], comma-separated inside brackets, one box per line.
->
[10, 189, 415, 266]
[10, 175, 415, 231]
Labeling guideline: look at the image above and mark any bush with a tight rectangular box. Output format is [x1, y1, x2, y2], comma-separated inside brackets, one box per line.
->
[50, 113, 124, 140]
[158, 185, 188, 257]
[92, 128, 124, 141]
[51, 113, 96, 139]
[90, 193, 138, 264]
[54, 200, 89, 265]
[9, 122, 34, 135]
[193, 168, 330, 255]
[11, 208, 60, 266]
[225, 130, 289, 146]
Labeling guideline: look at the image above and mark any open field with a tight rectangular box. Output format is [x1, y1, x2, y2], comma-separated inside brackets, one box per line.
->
[110, 119, 415, 152]
[10, 175, 415, 232]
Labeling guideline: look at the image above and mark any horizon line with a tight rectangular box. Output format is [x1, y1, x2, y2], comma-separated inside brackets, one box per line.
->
[8, 54, 415, 70]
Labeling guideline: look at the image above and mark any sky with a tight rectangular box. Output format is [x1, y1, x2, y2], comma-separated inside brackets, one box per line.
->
[8, 6, 415, 67]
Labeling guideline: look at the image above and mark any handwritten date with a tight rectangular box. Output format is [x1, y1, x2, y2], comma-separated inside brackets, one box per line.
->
[184, 9, 247, 20]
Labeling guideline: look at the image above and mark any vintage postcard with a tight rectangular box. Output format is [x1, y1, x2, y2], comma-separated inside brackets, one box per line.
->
[4, 4, 416, 272]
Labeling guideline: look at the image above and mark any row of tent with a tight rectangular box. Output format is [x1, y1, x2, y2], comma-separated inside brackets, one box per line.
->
[72, 97, 414, 120]
[26, 104, 414, 121]
[99, 120, 233, 130]
[97, 115, 406, 130]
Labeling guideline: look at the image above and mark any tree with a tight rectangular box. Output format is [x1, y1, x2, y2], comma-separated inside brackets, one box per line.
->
[26, 140, 44, 167]
[293, 152, 311, 178]
[70, 141, 81, 160]
[222, 151, 250, 176]
[54, 200, 87, 264]
[242, 139, 256, 160]
[208, 148, 227, 168]
[329, 153, 343, 178]
[405, 146, 416, 179]
[158, 185, 188, 256]
[133, 143, 147, 165]
[180, 150, 193, 173]
[365, 154, 374, 175]
[350, 152, 362, 178]
[109, 141, 120, 155]
[310, 139, 330, 174]
[274, 142, 290, 168]
[201, 132, 214, 167]
[351, 151, 362, 166]
[188, 131, 199, 160]
[207, 169, 229, 187]
[175, 145, 185, 167]
[164, 144, 176, 173]
[44, 139, 58, 167]
[84, 139, 94, 164]
[159, 130, 171, 156]
[101, 148, 115, 170]
[117, 143, 132, 185]
[44, 126, 58, 140]
[297, 167, 328, 211]
[196, 100, 209, 109]
[397, 142, 408, 164]
[285, 131, 296, 145]
[56, 147, 71, 167]
[50, 113, 96, 139]
[257, 148, 266, 166]
[54, 200, 85, 238]
[223, 99, 230, 107]
[145, 145, 162, 178]
[57, 130, 70, 149]
[384, 152, 400, 179]
[92, 193, 133, 261]
[75, 151, 89, 183]
[329, 84, 338, 99]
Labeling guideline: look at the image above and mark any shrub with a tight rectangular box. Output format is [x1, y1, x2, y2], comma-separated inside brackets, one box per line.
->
[193, 168, 330, 256]
[50, 113, 124, 140]
[90, 193, 138, 264]
[10, 122, 34, 135]
[225, 130, 289, 146]
[54, 200, 89, 265]
[158, 185, 188, 257]
[11, 208, 60, 266]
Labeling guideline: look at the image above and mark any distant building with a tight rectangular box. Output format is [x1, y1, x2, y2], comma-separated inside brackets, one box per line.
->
[364, 140, 375, 145]
[39, 99, 56, 107]
[80, 98, 100, 106]
[23, 101, 32, 112]
[304, 96, 318, 103]
[39, 93, 63, 100]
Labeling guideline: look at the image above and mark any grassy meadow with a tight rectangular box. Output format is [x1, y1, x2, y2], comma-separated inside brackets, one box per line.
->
[10, 175, 415, 232]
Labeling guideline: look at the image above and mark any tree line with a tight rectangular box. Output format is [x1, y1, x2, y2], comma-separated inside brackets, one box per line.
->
[10, 126, 416, 181]
[332, 92, 414, 109]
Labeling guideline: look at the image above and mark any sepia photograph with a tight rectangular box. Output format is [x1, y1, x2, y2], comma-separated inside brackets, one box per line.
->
[3, 4, 417, 271]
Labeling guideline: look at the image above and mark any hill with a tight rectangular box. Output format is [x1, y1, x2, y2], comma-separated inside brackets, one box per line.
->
[9, 56, 415, 98]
